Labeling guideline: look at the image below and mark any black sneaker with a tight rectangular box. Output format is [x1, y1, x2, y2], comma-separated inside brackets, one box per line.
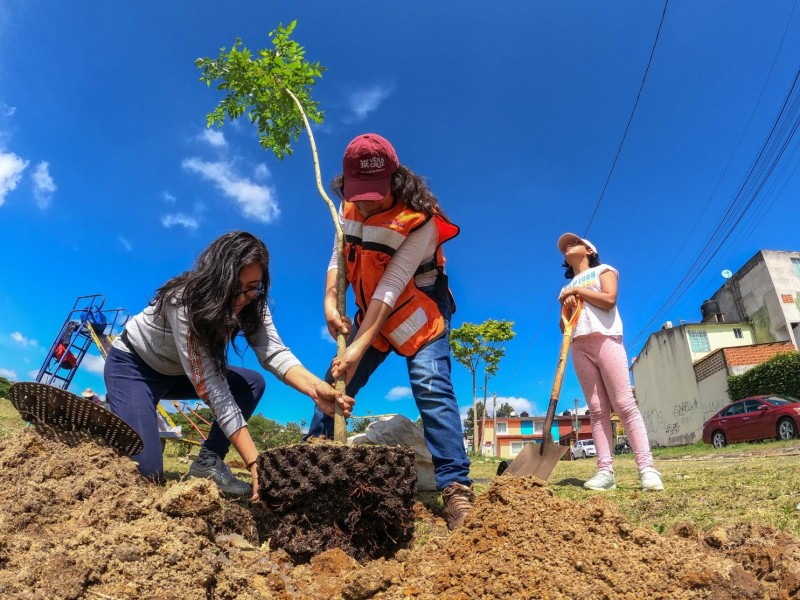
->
[187, 448, 251, 495]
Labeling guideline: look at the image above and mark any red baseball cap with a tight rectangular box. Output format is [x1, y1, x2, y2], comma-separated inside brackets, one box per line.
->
[342, 133, 400, 201]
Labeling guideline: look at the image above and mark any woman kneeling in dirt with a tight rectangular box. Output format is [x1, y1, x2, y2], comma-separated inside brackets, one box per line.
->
[104, 231, 354, 498]
[558, 232, 663, 492]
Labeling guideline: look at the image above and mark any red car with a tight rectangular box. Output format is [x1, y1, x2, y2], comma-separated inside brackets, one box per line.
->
[702, 395, 800, 448]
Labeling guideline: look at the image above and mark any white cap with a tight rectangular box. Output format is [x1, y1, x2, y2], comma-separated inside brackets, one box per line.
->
[557, 232, 597, 254]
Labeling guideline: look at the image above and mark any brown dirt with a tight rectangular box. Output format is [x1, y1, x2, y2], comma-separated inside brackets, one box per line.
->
[0, 429, 798, 599]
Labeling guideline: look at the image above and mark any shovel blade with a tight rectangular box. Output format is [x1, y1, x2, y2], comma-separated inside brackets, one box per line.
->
[502, 442, 569, 480]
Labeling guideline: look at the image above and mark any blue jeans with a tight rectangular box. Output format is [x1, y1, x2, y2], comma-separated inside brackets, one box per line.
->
[305, 285, 471, 490]
[104, 346, 265, 481]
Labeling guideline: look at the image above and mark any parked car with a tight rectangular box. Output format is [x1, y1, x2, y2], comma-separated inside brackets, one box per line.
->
[570, 439, 596, 460]
[702, 394, 800, 449]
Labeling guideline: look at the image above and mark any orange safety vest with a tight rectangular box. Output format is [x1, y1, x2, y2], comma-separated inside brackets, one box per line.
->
[342, 200, 459, 356]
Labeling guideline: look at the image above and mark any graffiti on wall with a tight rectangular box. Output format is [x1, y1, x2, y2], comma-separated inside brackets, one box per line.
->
[643, 397, 724, 446]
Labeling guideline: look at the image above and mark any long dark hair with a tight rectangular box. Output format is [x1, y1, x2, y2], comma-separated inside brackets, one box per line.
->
[152, 231, 270, 374]
[331, 165, 451, 220]
[563, 250, 601, 280]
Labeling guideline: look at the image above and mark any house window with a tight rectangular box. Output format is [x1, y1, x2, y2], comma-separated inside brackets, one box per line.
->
[688, 330, 710, 353]
[510, 442, 524, 455]
[495, 422, 508, 435]
[792, 257, 800, 277]
[733, 328, 743, 339]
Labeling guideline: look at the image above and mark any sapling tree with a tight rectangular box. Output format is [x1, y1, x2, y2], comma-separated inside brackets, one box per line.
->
[451, 319, 515, 454]
[196, 22, 348, 442]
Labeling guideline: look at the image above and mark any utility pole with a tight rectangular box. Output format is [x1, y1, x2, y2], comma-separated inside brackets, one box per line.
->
[573, 397, 579, 444]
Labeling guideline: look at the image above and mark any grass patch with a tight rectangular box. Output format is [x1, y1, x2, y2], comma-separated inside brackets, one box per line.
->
[0, 398, 24, 441]
[541, 442, 800, 537]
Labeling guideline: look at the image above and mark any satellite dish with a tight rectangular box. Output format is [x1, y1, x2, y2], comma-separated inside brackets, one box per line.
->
[721, 269, 732, 279]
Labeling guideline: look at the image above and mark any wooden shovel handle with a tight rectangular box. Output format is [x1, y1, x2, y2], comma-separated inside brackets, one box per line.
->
[541, 299, 583, 447]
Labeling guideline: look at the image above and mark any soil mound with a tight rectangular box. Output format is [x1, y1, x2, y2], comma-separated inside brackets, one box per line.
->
[0, 428, 798, 599]
[352, 476, 800, 599]
[257, 443, 417, 563]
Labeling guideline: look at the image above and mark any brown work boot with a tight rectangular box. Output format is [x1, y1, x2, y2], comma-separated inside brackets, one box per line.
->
[441, 482, 474, 531]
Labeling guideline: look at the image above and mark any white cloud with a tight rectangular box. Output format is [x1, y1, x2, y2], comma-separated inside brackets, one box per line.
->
[460, 395, 535, 420]
[253, 163, 269, 180]
[162, 190, 176, 203]
[320, 325, 336, 344]
[0, 150, 28, 206]
[27, 369, 39, 379]
[10, 331, 38, 348]
[2, 105, 15, 117]
[118, 235, 133, 252]
[81, 354, 105, 376]
[199, 129, 227, 148]
[32, 161, 56, 208]
[385, 386, 412, 401]
[161, 213, 199, 230]
[344, 84, 395, 123]
[0, 367, 17, 379]
[182, 158, 279, 223]
[497, 396, 534, 415]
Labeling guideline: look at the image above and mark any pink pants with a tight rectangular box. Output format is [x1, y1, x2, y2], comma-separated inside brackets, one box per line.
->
[570, 333, 653, 471]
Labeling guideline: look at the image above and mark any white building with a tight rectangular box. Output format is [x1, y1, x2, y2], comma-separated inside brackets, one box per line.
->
[631, 322, 755, 447]
[631, 249, 800, 447]
[709, 250, 800, 347]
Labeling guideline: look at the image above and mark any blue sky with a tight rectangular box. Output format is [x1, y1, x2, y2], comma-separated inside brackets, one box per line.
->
[1, 1, 799, 427]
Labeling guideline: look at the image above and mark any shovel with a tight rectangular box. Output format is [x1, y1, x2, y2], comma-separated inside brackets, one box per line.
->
[500, 299, 583, 480]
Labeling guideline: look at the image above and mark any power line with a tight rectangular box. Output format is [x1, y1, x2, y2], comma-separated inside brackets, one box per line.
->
[626, 65, 800, 353]
[584, 0, 670, 237]
[632, 0, 798, 314]
[507, 2, 670, 383]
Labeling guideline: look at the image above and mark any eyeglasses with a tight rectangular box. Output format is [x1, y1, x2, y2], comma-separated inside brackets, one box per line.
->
[236, 282, 265, 301]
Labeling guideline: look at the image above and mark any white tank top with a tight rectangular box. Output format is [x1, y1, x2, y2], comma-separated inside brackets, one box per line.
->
[562, 264, 623, 338]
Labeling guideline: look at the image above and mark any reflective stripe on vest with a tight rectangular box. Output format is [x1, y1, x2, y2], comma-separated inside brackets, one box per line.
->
[387, 306, 428, 348]
[342, 200, 459, 356]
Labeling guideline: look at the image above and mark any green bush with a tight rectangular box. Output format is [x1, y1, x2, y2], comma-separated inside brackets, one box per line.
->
[0, 377, 11, 399]
[728, 351, 800, 401]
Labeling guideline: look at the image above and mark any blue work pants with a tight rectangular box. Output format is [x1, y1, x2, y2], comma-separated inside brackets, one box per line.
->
[305, 285, 471, 490]
[104, 346, 265, 481]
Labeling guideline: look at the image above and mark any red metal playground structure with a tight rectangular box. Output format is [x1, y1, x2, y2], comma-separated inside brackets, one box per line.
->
[36, 294, 210, 446]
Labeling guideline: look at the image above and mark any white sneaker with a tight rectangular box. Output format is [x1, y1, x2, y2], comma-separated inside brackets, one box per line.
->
[583, 469, 616, 491]
[640, 467, 664, 491]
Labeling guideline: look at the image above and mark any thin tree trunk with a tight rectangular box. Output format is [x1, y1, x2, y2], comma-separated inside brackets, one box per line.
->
[472, 373, 478, 456]
[285, 88, 347, 444]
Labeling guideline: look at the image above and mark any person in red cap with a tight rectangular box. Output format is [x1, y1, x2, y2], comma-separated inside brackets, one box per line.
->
[557, 232, 663, 492]
[305, 133, 474, 530]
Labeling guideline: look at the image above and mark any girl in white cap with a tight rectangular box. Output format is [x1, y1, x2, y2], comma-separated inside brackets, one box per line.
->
[557, 232, 663, 491]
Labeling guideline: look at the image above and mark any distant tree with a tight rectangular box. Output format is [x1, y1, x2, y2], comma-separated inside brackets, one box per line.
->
[247, 414, 304, 451]
[496, 402, 514, 418]
[451, 319, 515, 455]
[0, 376, 11, 398]
[479, 320, 515, 450]
[349, 417, 375, 434]
[462, 401, 486, 445]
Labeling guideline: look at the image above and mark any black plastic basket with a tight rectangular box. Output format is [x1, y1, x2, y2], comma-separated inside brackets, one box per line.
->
[8, 382, 143, 456]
